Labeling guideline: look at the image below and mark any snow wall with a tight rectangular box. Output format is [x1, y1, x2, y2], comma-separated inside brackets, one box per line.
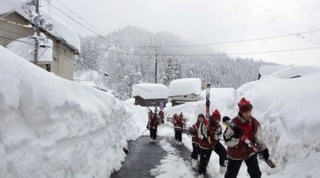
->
[0, 46, 147, 178]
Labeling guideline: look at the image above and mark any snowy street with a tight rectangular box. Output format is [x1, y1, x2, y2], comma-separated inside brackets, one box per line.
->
[111, 136, 165, 178]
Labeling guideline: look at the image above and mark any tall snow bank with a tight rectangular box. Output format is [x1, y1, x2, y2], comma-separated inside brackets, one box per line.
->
[236, 73, 320, 177]
[168, 78, 201, 96]
[0, 46, 147, 178]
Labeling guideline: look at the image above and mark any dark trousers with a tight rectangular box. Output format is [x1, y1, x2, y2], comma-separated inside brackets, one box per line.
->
[150, 128, 157, 140]
[225, 155, 261, 178]
[198, 148, 213, 175]
[191, 143, 199, 160]
[213, 142, 228, 167]
[174, 130, 182, 142]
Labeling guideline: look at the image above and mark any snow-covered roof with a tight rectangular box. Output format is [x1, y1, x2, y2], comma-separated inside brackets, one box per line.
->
[259, 65, 289, 76]
[0, 1, 80, 53]
[270, 66, 320, 79]
[132, 83, 168, 99]
[6, 32, 53, 62]
[169, 78, 201, 96]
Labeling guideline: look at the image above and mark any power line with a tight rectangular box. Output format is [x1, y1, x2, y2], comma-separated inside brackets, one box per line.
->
[55, 0, 106, 35]
[49, 3, 134, 54]
[107, 46, 320, 57]
[121, 29, 320, 48]
[2, 30, 320, 58]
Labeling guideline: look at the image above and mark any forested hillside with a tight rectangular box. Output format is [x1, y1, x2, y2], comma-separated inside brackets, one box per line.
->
[75, 26, 271, 100]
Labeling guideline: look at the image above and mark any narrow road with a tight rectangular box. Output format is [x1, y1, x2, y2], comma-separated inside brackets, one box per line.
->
[111, 135, 210, 178]
[111, 136, 166, 178]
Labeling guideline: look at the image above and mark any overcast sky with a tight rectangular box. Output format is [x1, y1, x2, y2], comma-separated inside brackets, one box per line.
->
[46, 0, 320, 66]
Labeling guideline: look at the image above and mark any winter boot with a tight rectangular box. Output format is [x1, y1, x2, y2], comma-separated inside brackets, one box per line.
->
[220, 166, 227, 174]
[191, 159, 197, 168]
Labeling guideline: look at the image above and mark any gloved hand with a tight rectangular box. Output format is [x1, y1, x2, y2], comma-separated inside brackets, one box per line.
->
[261, 148, 270, 160]
[146, 125, 150, 129]
[233, 128, 242, 139]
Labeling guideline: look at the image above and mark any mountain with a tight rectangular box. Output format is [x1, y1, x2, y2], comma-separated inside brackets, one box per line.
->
[75, 26, 272, 100]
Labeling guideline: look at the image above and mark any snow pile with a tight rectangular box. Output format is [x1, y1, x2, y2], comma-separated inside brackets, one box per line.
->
[0, 46, 147, 178]
[150, 139, 194, 178]
[237, 72, 320, 177]
[270, 65, 320, 79]
[259, 65, 289, 76]
[132, 83, 168, 99]
[168, 78, 201, 96]
[6, 32, 53, 62]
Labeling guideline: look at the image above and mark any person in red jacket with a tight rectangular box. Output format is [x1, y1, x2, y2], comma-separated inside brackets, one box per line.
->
[198, 109, 227, 178]
[224, 97, 270, 178]
[173, 112, 184, 145]
[190, 114, 204, 168]
[147, 112, 159, 142]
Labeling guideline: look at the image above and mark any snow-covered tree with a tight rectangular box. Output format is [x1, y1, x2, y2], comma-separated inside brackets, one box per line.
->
[162, 56, 177, 86]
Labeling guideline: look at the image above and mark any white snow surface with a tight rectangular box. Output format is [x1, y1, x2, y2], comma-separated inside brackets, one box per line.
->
[168, 78, 201, 96]
[0, 46, 147, 178]
[237, 72, 320, 178]
[150, 139, 194, 178]
[6, 33, 53, 62]
[259, 65, 289, 76]
[132, 83, 168, 99]
[270, 65, 320, 79]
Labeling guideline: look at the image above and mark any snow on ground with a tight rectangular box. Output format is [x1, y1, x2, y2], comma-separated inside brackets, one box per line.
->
[168, 78, 202, 96]
[0, 46, 147, 178]
[150, 139, 194, 178]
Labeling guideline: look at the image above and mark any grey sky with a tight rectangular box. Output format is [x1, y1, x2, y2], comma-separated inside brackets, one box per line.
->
[47, 0, 320, 66]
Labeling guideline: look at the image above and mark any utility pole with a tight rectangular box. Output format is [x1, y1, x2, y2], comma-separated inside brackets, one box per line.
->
[154, 51, 158, 83]
[34, 0, 40, 64]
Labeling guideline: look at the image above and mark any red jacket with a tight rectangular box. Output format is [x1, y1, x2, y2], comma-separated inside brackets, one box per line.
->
[191, 122, 200, 144]
[149, 115, 159, 129]
[174, 117, 184, 128]
[199, 122, 222, 149]
[226, 116, 261, 160]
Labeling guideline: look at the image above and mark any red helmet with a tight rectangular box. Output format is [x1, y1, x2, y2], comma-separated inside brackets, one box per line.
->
[238, 97, 253, 113]
[211, 109, 221, 121]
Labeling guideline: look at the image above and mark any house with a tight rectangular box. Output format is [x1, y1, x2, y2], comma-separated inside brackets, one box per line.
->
[132, 83, 168, 107]
[169, 78, 202, 106]
[0, 3, 80, 80]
